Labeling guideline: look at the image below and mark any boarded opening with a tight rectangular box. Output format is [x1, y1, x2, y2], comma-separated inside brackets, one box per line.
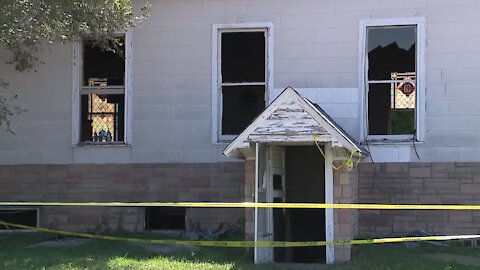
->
[145, 207, 186, 231]
[283, 146, 326, 263]
[0, 209, 38, 231]
[220, 31, 266, 135]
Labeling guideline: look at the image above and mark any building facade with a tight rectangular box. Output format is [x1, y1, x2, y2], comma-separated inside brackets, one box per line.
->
[1, 0, 480, 264]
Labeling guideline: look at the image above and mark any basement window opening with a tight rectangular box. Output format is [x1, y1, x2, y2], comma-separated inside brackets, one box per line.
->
[0, 208, 38, 232]
[145, 207, 186, 231]
[80, 36, 125, 143]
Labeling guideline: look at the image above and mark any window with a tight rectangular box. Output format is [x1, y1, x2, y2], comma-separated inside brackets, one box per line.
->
[81, 37, 125, 143]
[0, 208, 38, 231]
[72, 32, 132, 145]
[360, 18, 425, 142]
[212, 24, 273, 142]
[145, 207, 186, 231]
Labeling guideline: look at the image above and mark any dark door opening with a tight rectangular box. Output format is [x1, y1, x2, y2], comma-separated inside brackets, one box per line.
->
[283, 146, 326, 263]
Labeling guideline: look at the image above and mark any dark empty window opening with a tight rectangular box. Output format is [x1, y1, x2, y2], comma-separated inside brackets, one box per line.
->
[220, 31, 267, 136]
[273, 174, 283, 191]
[145, 207, 186, 231]
[83, 38, 125, 86]
[81, 36, 126, 143]
[0, 209, 38, 231]
[367, 26, 416, 136]
[221, 85, 265, 135]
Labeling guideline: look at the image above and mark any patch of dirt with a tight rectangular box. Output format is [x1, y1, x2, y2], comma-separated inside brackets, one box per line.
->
[27, 237, 94, 248]
[267, 263, 330, 270]
[127, 242, 201, 253]
[423, 253, 480, 267]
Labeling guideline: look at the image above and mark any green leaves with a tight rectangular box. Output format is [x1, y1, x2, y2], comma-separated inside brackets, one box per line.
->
[0, 0, 150, 71]
[0, 0, 150, 133]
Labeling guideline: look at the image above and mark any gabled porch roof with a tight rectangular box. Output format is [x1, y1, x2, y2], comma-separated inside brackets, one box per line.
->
[223, 87, 367, 159]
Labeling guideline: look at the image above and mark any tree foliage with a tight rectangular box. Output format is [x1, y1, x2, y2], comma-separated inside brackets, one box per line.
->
[0, 0, 150, 131]
[1, 0, 150, 71]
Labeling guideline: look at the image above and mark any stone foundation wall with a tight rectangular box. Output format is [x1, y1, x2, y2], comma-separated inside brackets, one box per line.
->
[244, 159, 256, 241]
[359, 162, 480, 237]
[333, 165, 358, 262]
[0, 163, 245, 232]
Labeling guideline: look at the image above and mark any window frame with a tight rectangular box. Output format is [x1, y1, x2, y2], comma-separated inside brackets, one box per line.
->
[72, 30, 133, 145]
[0, 208, 39, 233]
[211, 23, 274, 144]
[359, 17, 426, 143]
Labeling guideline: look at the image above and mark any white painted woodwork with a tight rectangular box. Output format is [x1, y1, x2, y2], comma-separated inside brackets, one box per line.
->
[71, 30, 133, 147]
[325, 143, 335, 264]
[224, 87, 365, 159]
[71, 40, 82, 146]
[211, 22, 274, 143]
[254, 143, 270, 263]
[248, 101, 329, 141]
[358, 17, 426, 143]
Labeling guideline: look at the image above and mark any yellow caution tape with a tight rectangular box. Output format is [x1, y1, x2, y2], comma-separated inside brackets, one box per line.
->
[1, 220, 479, 247]
[313, 131, 361, 171]
[2, 202, 480, 210]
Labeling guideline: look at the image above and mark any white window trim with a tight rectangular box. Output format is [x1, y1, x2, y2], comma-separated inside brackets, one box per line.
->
[71, 29, 133, 145]
[211, 22, 274, 144]
[358, 17, 426, 143]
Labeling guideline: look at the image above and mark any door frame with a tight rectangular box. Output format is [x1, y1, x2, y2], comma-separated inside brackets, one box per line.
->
[254, 143, 335, 264]
[325, 142, 334, 264]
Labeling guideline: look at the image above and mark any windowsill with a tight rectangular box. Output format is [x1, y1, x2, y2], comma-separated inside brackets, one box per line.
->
[213, 141, 233, 148]
[362, 135, 424, 145]
[73, 142, 132, 148]
[214, 134, 239, 145]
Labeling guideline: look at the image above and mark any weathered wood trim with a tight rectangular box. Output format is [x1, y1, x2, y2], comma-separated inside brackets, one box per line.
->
[224, 87, 363, 158]
[125, 28, 133, 145]
[71, 40, 81, 145]
[71, 31, 132, 146]
[254, 143, 260, 263]
[325, 142, 335, 264]
[359, 17, 426, 143]
[211, 22, 274, 144]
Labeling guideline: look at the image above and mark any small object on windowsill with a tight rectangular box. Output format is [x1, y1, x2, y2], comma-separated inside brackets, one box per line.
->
[93, 132, 98, 142]
[99, 129, 107, 142]
[106, 130, 112, 142]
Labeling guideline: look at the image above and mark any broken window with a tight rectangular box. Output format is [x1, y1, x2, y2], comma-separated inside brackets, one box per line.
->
[145, 207, 186, 230]
[80, 36, 125, 143]
[366, 26, 417, 136]
[219, 31, 267, 136]
[0, 209, 38, 231]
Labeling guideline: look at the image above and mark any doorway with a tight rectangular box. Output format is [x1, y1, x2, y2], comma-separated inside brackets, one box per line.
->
[272, 146, 326, 263]
[282, 146, 326, 263]
[255, 145, 327, 264]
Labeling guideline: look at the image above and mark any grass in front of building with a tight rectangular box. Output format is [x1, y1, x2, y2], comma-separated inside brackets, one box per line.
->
[0, 233, 479, 270]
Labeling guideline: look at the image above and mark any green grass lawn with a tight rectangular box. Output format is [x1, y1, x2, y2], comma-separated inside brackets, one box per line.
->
[1, 233, 480, 270]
